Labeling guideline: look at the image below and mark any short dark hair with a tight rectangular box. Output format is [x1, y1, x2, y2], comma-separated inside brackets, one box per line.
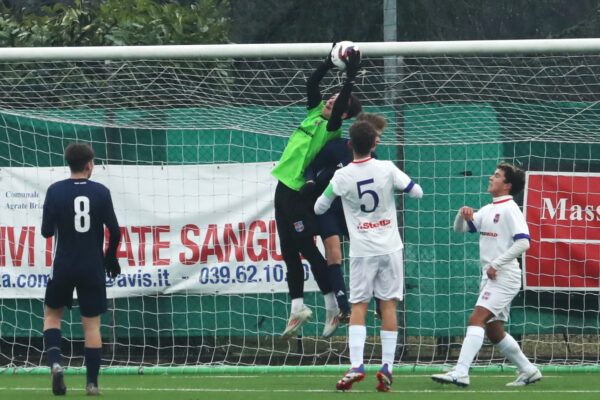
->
[64, 143, 94, 172]
[345, 94, 362, 119]
[497, 162, 525, 195]
[349, 121, 377, 156]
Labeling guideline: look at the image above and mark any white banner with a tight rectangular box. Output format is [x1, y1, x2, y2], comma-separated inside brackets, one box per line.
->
[0, 163, 320, 298]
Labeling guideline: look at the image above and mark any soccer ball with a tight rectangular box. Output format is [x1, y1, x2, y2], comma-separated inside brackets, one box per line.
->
[330, 41, 360, 71]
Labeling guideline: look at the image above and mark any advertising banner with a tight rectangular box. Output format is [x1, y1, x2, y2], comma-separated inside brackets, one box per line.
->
[524, 172, 600, 290]
[0, 164, 320, 298]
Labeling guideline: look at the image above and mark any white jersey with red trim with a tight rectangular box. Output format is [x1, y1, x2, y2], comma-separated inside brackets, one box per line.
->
[469, 195, 530, 287]
[329, 157, 414, 257]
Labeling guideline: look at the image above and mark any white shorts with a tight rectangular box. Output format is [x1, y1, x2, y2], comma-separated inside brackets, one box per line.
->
[475, 278, 520, 322]
[349, 250, 404, 303]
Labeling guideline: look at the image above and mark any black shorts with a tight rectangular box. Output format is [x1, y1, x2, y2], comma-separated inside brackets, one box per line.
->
[317, 197, 348, 239]
[44, 274, 107, 317]
[274, 181, 318, 240]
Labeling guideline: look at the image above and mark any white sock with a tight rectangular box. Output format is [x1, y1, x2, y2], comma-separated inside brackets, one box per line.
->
[496, 334, 536, 373]
[291, 298, 304, 313]
[349, 325, 366, 368]
[323, 292, 338, 312]
[455, 326, 485, 376]
[380, 330, 398, 373]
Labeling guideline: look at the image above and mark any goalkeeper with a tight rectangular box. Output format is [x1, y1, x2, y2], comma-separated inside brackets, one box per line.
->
[272, 44, 362, 339]
[300, 112, 387, 338]
[41, 143, 121, 396]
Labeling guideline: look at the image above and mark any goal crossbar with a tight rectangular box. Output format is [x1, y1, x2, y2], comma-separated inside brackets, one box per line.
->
[3, 38, 600, 61]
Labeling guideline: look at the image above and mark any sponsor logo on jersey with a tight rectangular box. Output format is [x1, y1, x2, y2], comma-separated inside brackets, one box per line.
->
[293, 220, 304, 233]
[480, 231, 498, 237]
[493, 213, 500, 223]
[357, 219, 391, 230]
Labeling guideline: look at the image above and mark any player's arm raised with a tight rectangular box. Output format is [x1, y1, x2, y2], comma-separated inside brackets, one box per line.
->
[326, 49, 360, 132]
[306, 43, 336, 110]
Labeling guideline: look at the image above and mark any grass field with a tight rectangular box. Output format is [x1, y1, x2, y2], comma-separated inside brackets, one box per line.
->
[1, 371, 600, 400]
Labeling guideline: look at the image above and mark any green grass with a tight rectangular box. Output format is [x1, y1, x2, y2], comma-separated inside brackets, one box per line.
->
[1, 372, 600, 400]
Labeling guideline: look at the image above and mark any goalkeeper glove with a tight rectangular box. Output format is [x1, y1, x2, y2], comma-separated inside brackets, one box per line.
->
[345, 48, 361, 81]
[299, 180, 316, 198]
[104, 256, 121, 279]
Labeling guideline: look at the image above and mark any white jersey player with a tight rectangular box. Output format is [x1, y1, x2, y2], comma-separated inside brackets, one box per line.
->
[314, 121, 423, 392]
[432, 163, 542, 388]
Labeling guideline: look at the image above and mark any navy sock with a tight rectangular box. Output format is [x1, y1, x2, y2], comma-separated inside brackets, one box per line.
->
[327, 264, 350, 313]
[43, 328, 62, 367]
[84, 347, 102, 386]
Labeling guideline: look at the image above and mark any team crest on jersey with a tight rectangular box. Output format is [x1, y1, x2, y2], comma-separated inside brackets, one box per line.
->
[293, 220, 305, 232]
[493, 213, 500, 223]
[481, 291, 491, 300]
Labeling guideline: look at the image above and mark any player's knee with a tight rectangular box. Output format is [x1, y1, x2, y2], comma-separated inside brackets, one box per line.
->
[378, 300, 396, 312]
[485, 321, 505, 344]
[485, 329, 504, 344]
[279, 241, 298, 257]
[467, 314, 486, 327]
[468, 306, 494, 327]
[281, 247, 302, 266]
[327, 253, 342, 265]
[298, 243, 324, 265]
[43, 307, 63, 329]
[43, 316, 61, 330]
[323, 241, 342, 264]
[349, 303, 369, 324]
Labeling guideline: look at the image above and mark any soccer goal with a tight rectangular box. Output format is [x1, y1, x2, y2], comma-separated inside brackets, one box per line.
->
[1, 39, 600, 374]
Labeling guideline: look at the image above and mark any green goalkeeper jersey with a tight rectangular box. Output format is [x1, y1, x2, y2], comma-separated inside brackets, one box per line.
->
[272, 102, 342, 191]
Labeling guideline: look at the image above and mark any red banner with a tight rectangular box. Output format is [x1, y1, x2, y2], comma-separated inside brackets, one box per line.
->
[524, 172, 600, 290]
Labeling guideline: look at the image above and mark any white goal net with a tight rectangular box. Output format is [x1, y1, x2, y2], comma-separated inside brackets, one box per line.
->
[1, 40, 599, 371]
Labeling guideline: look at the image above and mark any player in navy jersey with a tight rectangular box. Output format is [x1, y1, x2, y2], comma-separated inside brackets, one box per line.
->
[41, 143, 121, 396]
[432, 163, 541, 387]
[300, 113, 387, 337]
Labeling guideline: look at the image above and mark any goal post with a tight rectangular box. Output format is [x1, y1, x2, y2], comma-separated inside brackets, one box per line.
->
[1, 39, 600, 373]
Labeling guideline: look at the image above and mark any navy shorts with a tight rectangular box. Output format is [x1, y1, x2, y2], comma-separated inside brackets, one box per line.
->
[317, 197, 348, 239]
[44, 274, 107, 317]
